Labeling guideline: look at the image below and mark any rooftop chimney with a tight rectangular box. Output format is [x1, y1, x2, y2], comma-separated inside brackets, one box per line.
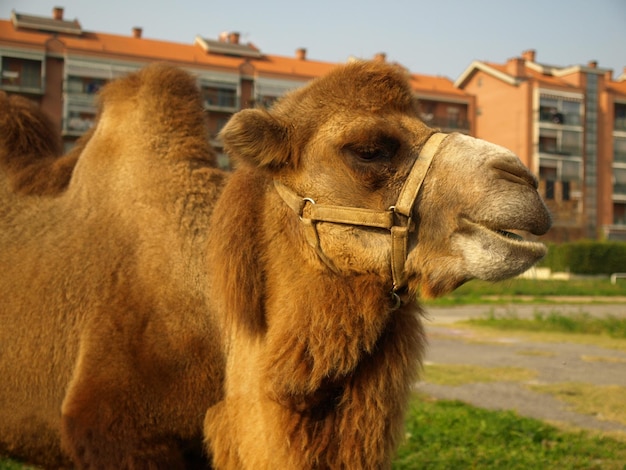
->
[228, 32, 240, 45]
[52, 6, 64, 21]
[588, 60, 598, 69]
[132, 27, 142, 38]
[521, 49, 536, 62]
[296, 48, 307, 60]
[506, 57, 525, 77]
[373, 52, 386, 62]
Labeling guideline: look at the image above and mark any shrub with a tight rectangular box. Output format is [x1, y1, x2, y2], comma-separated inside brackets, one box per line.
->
[538, 241, 626, 275]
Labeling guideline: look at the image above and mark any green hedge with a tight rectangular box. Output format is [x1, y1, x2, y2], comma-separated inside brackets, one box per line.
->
[538, 241, 626, 275]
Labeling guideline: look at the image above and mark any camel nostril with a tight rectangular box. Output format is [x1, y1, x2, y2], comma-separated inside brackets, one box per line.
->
[492, 161, 538, 189]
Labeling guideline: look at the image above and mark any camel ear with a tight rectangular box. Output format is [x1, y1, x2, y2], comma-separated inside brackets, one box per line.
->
[220, 109, 293, 170]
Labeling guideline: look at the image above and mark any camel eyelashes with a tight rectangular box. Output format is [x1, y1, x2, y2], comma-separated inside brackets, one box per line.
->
[346, 136, 400, 163]
[352, 148, 386, 162]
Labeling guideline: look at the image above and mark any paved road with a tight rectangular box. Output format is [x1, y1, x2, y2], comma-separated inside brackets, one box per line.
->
[422, 301, 626, 324]
[416, 303, 626, 434]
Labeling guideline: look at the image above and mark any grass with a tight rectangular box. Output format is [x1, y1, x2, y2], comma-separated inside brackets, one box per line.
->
[425, 278, 626, 306]
[466, 309, 626, 339]
[393, 394, 626, 469]
[528, 383, 626, 427]
[0, 461, 37, 470]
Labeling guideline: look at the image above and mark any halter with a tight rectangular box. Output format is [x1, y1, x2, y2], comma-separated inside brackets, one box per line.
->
[274, 132, 448, 303]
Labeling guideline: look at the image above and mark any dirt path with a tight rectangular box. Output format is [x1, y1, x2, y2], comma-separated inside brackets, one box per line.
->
[417, 303, 626, 434]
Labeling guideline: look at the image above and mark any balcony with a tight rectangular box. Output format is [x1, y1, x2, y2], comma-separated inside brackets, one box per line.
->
[539, 144, 582, 157]
[615, 118, 626, 132]
[539, 110, 582, 126]
[65, 116, 95, 135]
[202, 87, 238, 111]
[615, 183, 626, 195]
[66, 76, 107, 96]
[1, 57, 44, 94]
[615, 152, 626, 164]
[422, 115, 470, 132]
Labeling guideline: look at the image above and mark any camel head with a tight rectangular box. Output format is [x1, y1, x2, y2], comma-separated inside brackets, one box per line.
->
[221, 60, 551, 300]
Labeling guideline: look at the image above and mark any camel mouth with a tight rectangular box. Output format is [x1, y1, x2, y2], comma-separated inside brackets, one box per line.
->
[477, 222, 546, 252]
[458, 218, 548, 266]
[493, 228, 526, 242]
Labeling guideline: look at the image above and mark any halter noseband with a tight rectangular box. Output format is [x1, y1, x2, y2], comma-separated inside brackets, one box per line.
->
[274, 132, 448, 298]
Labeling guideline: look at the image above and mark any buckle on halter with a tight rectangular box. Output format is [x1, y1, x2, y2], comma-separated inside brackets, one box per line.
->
[389, 206, 415, 232]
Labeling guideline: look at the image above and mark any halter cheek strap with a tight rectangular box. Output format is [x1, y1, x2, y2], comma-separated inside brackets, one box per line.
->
[389, 132, 447, 289]
[274, 132, 448, 294]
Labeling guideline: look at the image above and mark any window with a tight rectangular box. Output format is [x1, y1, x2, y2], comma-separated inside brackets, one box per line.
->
[614, 203, 626, 225]
[539, 97, 558, 122]
[561, 101, 582, 126]
[614, 137, 626, 164]
[446, 106, 460, 128]
[561, 159, 581, 181]
[202, 85, 237, 109]
[562, 181, 570, 201]
[539, 133, 557, 154]
[615, 103, 626, 131]
[561, 130, 583, 156]
[209, 117, 230, 139]
[540, 166, 556, 200]
[1, 56, 42, 89]
[66, 110, 95, 133]
[614, 168, 626, 195]
[67, 76, 106, 94]
[539, 129, 582, 156]
[539, 95, 582, 126]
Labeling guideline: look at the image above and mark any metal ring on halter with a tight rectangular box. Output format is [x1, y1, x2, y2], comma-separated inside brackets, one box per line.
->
[300, 198, 316, 220]
[390, 291, 402, 310]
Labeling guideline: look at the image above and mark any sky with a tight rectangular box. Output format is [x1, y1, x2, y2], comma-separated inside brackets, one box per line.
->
[2, 0, 625, 80]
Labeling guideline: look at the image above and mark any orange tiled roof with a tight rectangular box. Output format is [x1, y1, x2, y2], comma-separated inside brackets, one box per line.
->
[409, 73, 467, 97]
[607, 79, 626, 97]
[483, 61, 579, 90]
[0, 20, 243, 70]
[483, 58, 592, 90]
[250, 54, 337, 80]
[523, 66, 582, 90]
[1, 15, 469, 98]
[0, 20, 47, 50]
[0, 18, 343, 79]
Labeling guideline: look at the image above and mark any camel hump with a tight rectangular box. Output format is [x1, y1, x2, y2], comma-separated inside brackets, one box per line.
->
[0, 91, 62, 173]
[98, 63, 207, 127]
[0, 91, 79, 196]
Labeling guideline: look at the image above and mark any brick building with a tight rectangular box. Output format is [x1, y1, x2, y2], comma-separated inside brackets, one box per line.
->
[456, 50, 626, 242]
[0, 7, 473, 171]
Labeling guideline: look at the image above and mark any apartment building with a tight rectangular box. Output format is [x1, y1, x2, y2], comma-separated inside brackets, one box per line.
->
[0, 7, 474, 171]
[456, 50, 626, 242]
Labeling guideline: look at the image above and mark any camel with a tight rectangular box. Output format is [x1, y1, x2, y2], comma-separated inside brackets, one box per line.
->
[0, 91, 80, 196]
[0, 61, 551, 469]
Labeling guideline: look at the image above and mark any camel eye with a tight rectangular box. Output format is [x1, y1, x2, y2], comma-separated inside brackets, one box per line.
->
[348, 137, 399, 163]
[354, 148, 388, 162]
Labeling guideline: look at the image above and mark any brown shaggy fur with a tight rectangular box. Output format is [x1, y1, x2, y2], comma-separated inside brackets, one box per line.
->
[0, 91, 79, 195]
[0, 61, 550, 469]
[0, 64, 227, 468]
